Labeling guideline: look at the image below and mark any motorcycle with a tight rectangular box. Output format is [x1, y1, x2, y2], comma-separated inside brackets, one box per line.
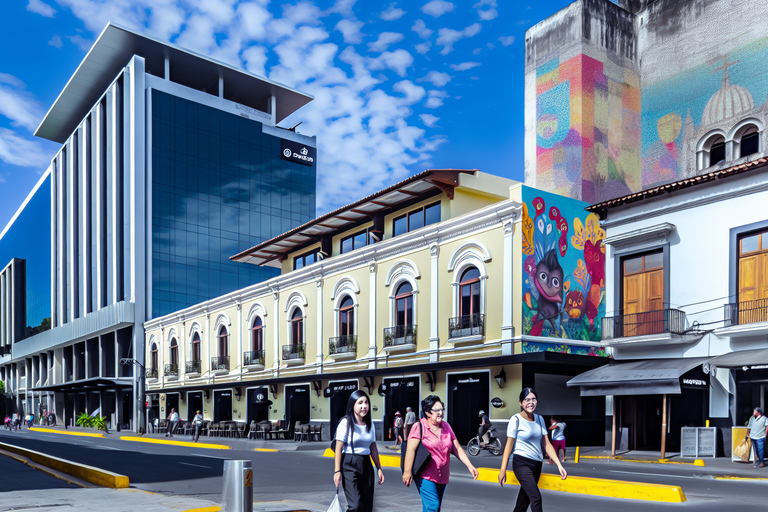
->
[467, 426, 502, 456]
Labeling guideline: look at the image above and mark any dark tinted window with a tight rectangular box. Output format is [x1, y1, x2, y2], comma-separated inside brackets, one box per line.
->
[392, 201, 441, 238]
[741, 132, 759, 157]
[710, 141, 726, 165]
[393, 215, 407, 237]
[425, 203, 441, 225]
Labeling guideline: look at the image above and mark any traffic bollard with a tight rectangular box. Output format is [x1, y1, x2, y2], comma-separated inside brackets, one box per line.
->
[222, 460, 253, 512]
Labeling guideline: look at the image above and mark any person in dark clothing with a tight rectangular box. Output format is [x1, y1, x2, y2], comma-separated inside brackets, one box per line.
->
[478, 410, 491, 447]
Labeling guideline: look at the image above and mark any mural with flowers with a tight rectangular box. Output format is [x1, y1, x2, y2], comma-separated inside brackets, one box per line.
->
[522, 187, 606, 342]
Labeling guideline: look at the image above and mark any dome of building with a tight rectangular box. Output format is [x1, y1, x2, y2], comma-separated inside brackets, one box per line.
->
[702, 57, 754, 125]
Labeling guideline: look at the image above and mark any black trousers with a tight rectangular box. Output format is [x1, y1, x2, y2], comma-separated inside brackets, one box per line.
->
[512, 454, 543, 512]
[341, 453, 375, 512]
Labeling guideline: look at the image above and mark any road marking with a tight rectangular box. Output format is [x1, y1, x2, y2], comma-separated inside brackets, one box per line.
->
[179, 462, 211, 468]
[191, 453, 231, 460]
[97, 446, 122, 450]
[609, 470, 697, 479]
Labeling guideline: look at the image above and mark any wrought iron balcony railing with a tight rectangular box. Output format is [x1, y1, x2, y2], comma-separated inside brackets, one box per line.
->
[185, 360, 201, 374]
[383, 324, 417, 348]
[282, 343, 306, 361]
[602, 309, 686, 340]
[448, 313, 485, 338]
[146, 367, 158, 379]
[244, 350, 265, 366]
[724, 298, 768, 327]
[329, 335, 357, 355]
[211, 356, 230, 372]
[164, 363, 179, 377]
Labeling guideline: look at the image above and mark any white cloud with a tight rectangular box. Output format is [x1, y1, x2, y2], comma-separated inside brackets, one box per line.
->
[425, 90, 447, 108]
[0, 74, 45, 132]
[412, 19, 433, 39]
[420, 114, 439, 127]
[0, 129, 51, 168]
[415, 42, 431, 54]
[422, 0, 454, 18]
[422, 71, 450, 87]
[48, 35, 63, 48]
[27, 0, 55, 17]
[393, 80, 426, 104]
[242, 46, 269, 77]
[436, 23, 481, 55]
[450, 61, 481, 71]
[474, 0, 498, 20]
[499, 35, 516, 46]
[335, 19, 364, 44]
[380, 5, 406, 21]
[368, 32, 404, 53]
[369, 49, 414, 77]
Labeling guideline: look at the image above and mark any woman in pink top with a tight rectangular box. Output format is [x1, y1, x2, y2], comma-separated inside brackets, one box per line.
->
[402, 395, 478, 511]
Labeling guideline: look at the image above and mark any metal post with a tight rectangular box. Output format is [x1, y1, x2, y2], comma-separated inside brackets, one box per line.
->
[222, 460, 253, 512]
[611, 396, 616, 457]
[661, 394, 667, 459]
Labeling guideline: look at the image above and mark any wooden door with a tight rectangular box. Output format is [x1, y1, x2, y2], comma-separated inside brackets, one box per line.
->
[622, 252, 664, 336]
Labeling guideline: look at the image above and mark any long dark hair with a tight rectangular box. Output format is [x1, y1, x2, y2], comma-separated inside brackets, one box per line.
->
[343, 389, 372, 432]
[519, 387, 538, 411]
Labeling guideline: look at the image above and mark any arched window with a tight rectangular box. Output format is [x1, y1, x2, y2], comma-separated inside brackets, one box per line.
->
[150, 343, 158, 371]
[698, 133, 726, 169]
[395, 282, 414, 327]
[291, 309, 303, 346]
[251, 317, 263, 352]
[339, 296, 354, 336]
[459, 267, 481, 317]
[738, 125, 760, 158]
[218, 326, 229, 357]
[191, 332, 201, 362]
[169, 338, 178, 366]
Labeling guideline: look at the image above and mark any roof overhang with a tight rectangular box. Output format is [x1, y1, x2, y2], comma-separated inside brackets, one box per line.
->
[35, 23, 313, 143]
[32, 377, 134, 393]
[231, 169, 478, 266]
[709, 348, 768, 369]
[567, 357, 710, 396]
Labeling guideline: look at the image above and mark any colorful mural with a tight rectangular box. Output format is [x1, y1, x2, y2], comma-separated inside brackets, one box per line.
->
[522, 187, 605, 342]
[641, 37, 768, 185]
[535, 54, 641, 203]
[521, 342, 608, 358]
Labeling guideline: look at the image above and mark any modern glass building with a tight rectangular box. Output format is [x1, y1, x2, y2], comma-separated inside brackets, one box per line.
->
[0, 23, 316, 430]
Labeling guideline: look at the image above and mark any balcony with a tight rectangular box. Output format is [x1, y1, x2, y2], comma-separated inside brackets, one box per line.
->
[602, 309, 687, 346]
[383, 325, 417, 352]
[448, 313, 485, 341]
[717, 299, 768, 339]
[282, 343, 305, 365]
[329, 335, 357, 360]
[164, 363, 179, 378]
[146, 367, 158, 379]
[211, 356, 230, 373]
[244, 350, 265, 368]
[185, 360, 201, 376]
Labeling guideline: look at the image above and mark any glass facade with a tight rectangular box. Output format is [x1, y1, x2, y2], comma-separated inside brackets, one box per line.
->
[0, 174, 52, 337]
[151, 91, 316, 318]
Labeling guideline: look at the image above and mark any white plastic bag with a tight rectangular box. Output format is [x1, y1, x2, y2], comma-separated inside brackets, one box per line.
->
[326, 487, 342, 512]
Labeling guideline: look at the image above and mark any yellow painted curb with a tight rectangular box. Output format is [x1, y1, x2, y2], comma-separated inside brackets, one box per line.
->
[476, 467, 686, 503]
[120, 436, 230, 450]
[715, 475, 768, 482]
[254, 448, 279, 452]
[322, 449, 401, 468]
[0, 441, 128, 488]
[182, 507, 221, 512]
[29, 427, 104, 438]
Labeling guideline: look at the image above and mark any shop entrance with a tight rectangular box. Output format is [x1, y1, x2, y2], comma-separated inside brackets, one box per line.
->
[617, 394, 663, 450]
[330, 380, 358, 432]
[286, 385, 310, 437]
[187, 392, 203, 422]
[213, 390, 232, 423]
[247, 387, 271, 424]
[166, 393, 180, 419]
[383, 377, 420, 441]
[447, 372, 490, 444]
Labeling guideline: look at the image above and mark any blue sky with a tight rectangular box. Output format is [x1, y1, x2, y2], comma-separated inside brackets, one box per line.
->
[0, 0, 574, 230]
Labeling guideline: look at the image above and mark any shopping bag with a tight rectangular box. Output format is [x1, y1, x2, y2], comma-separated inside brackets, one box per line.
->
[734, 437, 751, 462]
[327, 486, 342, 512]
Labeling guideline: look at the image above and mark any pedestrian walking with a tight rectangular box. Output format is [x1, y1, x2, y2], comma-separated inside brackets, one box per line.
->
[333, 389, 384, 512]
[4, 416, 10, 430]
[394, 411, 404, 448]
[404, 406, 417, 440]
[12, 413, 19, 430]
[192, 410, 204, 443]
[548, 416, 566, 463]
[748, 406, 768, 468]
[402, 395, 478, 512]
[498, 388, 567, 512]
[166, 408, 179, 437]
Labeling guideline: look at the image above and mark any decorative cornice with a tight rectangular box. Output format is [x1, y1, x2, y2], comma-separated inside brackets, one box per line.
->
[602, 222, 676, 251]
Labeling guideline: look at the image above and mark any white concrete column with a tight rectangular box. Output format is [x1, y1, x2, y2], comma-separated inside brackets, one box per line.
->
[236, 303, 242, 377]
[272, 288, 280, 372]
[429, 243, 439, 362]
[501, 219, 515, 356]
[368, 262, 377, 368]
[204, 312, 210, 382]
[316, 279, 324, 372]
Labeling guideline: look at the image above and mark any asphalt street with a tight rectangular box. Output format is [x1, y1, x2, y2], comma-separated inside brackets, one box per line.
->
[1, 429, 767, 511]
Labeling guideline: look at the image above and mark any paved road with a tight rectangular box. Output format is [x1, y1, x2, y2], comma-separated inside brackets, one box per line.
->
[1, 430, 766, 511]
[0, 448, 79, 492]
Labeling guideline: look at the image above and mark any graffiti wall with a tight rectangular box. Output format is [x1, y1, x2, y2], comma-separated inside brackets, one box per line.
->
[535, 54, 641, 203]
[641, 37, 768, 185]
[521, 186, 605, 342]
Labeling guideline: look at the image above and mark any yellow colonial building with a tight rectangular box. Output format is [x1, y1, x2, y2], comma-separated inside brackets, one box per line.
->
[144, 170, 609, 444]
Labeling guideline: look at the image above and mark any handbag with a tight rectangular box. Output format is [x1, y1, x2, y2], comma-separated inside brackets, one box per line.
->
[401, 421, 431, 476]
[326, 486, 342, 512]
[734, 437, 751, 462]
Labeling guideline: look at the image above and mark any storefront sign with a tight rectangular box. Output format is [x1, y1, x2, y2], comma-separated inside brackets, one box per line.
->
[491, 397, 504, 409]
[680, 427, 716, 458]
[457, 378, 481, 384]
[681, 378, 707, 388]
[281, 140, 316, 166]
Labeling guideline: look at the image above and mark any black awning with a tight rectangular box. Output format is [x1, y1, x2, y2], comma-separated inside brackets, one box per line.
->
[32, 377, 134, 393]
[709, 348, 768, 369]
[567, 357, 711, 396]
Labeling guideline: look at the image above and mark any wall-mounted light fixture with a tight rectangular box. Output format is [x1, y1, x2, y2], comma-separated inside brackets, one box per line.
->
[204, 390, 210, 400]
[312, 380, 322, 397]
[270, 384, 278, 399]
[363, 376, 374, 395]
[234, 388, 242, 401]
[425, 371, 437, 392]
[494, 367, 507, 389]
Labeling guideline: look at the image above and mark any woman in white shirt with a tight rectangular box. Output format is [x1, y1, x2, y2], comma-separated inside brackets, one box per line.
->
[333, 390, 385, 511]
[497, 388, 566, 512]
